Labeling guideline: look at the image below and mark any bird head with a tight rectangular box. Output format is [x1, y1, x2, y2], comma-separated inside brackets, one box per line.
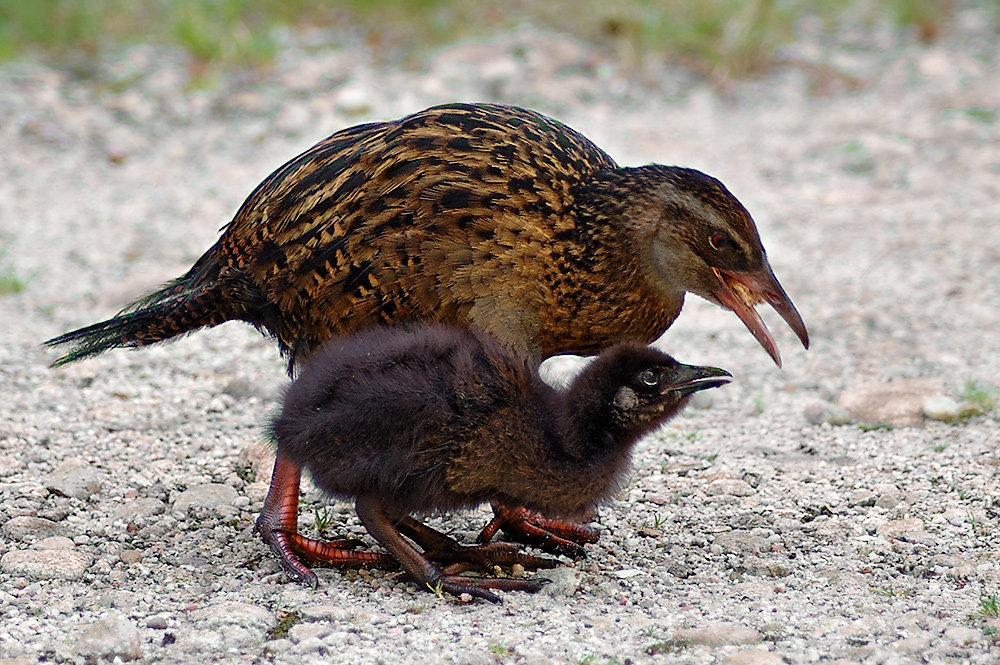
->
[610, 351, 732, 425]
[623, 166, 809, 366]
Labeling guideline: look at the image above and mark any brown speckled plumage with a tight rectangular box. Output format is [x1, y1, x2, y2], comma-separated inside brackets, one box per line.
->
[46, 103, 807, 370]
[46, 102, 808, 567]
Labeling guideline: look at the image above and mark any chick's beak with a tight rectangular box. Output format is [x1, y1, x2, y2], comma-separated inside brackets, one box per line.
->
[711, 262, 809, 367]
[666, 364, 733, 397]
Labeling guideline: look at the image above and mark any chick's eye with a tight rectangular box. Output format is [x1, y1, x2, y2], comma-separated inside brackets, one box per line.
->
[639, 368, 659, 387]
[710, 233, 733, 250]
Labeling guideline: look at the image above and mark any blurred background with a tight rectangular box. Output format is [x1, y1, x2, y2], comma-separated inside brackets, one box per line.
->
[1, 0, 997, 83]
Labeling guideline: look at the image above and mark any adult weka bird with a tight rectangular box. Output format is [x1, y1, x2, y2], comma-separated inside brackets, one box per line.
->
[45, 102, 808, 568]
[264, 323, 732, 599]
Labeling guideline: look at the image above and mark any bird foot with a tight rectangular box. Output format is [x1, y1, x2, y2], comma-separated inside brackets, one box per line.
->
[429, 573, 549, 604]
[257, 523, 398, 588]
[255, 450, 397, 587]
[477, 505, 599, 558]
[398, 517, 560, 573]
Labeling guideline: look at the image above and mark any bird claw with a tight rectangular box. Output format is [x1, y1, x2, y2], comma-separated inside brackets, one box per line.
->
[433, 574, 549, 604]
[398, 517, 560, 573]
[478, 505, 598, 558]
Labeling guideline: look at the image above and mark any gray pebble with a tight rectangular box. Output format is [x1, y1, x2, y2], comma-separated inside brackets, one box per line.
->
[0, 549, 93, 580]
[944, 625, 980, 646]
[706, 478, 755, 497]
[288, 622, 332, 644]
[113, 497, 166, 521]
[75, 614, 142, 662]
[45, 458, 103, 499]
[922, 394, 962, 422]
[190, 600, 275, 632]
[836, 379, 942, 427]
[713, 530, 769, 553]
[674, 623, 763, 646]
[173, 484, 239, 513]
[875, 517, 925, 539]
[1, 516, 66, 541]
[535, 566, 581, 597]
[721, 650, 782, 665]
[146, 615, 169, 629]
[32, 536, 75, 550]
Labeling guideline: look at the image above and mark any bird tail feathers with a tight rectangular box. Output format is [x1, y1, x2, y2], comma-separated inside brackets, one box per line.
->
[44, 272, 229, 367]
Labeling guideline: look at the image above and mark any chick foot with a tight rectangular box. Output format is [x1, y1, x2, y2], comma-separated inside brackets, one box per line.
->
[477, 503, 599, 558]
[255, 450, 396, 587]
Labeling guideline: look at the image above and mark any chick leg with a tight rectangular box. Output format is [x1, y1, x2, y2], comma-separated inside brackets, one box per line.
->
[255, 450, 396, 588]
[478, 503, 599, 558]
[355, 498, 546, 603]
[397, 517, 559, 573]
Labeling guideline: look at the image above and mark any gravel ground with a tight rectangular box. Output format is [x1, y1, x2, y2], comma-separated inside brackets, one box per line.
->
[1, 12, 999, 665]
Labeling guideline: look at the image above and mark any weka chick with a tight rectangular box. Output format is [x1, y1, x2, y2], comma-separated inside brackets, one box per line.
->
[261, 323, 731, 601]
[45, 102, 806, 556]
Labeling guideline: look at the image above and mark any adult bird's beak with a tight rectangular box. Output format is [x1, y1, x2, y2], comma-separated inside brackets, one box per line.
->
[710, 261, 809, 367]
[666, 364, 733, 397]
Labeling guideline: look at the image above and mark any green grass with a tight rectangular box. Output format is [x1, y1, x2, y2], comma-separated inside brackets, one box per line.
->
[645, 637, 692, 655]
[980, 595, 1000, 618]
[267, 610, 301, 639]
[0, 247, 27, 295]
[0, 0, 994, 80]
[958, 379, 998, 416]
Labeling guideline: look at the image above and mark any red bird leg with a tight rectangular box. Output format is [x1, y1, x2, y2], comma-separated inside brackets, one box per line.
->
[255, 450, 395, 588]
[477, 503, 598, 559]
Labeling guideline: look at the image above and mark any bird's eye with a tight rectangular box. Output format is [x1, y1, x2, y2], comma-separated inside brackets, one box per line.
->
[709, 233, 733, 250]
[639, 368, 659, 387]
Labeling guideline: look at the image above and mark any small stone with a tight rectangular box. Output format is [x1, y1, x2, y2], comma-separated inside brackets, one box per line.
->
[191, 601, 275, 632]
[944, 625, 979, 646]
[848, 490, 877, 507]
[893, 636, 931, 653]
[186, 603, 274, 649]
[706, 479, 755, 497]
[298, 605, 355, 622]
[173, 484, 239, 513]
[265, 638, 295, 655]
[113, 497, 166, 521]
[804, 399, 854, 426]
[875, 517, 925, 539]
[2, 516, 66, 541]
[611, 569, 644, 579]
[714, 531, 768, 553]
[75, 615, 142, 662]
[722, 649, 782, 665]
[147, 615, 169, 629]
[923, 395, 962, 422]
[674, 624, 763, 646]
[0, 454, 22, 475]
[0, 549, 93, 580]
[536, 566, 580, 596]
[33, 536, 75, 550]
[836, 379, 942, 427]
[46, 458, 103, 499]
[120, 549, 143, 564]
[288, 622, 331, 644]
